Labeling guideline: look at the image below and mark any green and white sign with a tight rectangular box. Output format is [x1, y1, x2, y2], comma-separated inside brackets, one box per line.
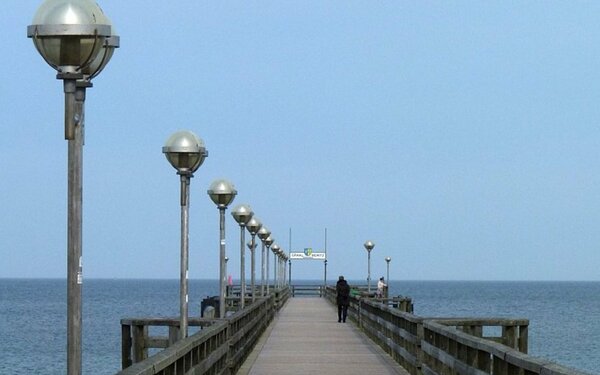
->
[290, 248, 326, 260]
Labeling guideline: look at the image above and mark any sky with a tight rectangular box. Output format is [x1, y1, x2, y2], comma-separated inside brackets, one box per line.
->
[1, 1, 600, 281]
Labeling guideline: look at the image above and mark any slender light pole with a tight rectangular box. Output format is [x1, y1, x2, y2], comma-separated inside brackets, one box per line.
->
[231, 204, 253, 309]
[276, 249, 284, 287]
[265, 236, 273, 294]
[246, 240, 257, 295]
[208, 179, 237, 318]
[324, 228, 328, 287]
[257, 226, 271, 296]
[385, 256, 391, 287]
[163, 131, 207, 340]
[246, 217, 262, 303]
[271, 244, 280, 290]
[364, 241, 375, 294]
[225, 256, 229, 298]
[279, 249, 284, 287]
[27, 2, 118, 373]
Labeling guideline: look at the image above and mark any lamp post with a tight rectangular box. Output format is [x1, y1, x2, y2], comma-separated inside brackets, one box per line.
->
[385, 256, 391, 286]
[208, 179, 237, 318]
[276, 249, 284, 287]
[271, 244, 280, 290]
[246, 217, 262, 303]
[257, 226, 271, 297]
[163, 131, 207, 340]
[246, 241, 256, 294]
[275, 249, 281, 288]
[324, 228, 328, 288]
[231, 204, 253, 309]
[224, 256, 229, 299]
[364, 240, 375, 293]
[264, 236, 273, 294]
[27, 1, 118, 373]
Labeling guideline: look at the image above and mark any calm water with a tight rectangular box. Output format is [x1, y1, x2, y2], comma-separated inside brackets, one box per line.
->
[0, 279, 598, 374]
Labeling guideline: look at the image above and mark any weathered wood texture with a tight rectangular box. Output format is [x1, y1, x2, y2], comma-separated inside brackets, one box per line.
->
[323, 286, 592, 375]
[421, 320, 591, 375]
[117, 287, 290, 375]
[116, 284, 590, 375]
[290, 284, 324, 297]
[238, 297, 410, 375]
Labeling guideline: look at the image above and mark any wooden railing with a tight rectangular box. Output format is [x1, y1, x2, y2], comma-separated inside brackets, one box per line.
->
[116, 287, 290, 375]
[291, 284, 324, 297]
[323, 286, 591, 375]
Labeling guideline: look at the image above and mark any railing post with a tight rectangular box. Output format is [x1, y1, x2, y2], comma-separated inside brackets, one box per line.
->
[358, 298, 363, 329]
[169, 326, 179, 346]
[519, 324, 528, 354]
[493, 355, 507, 375]
[132, 324, 148, 363]
[121, 323, 132, 370]
[477, 349, 492, 372]
[502, 325, 516, 350]
[417, 320, 425, 374]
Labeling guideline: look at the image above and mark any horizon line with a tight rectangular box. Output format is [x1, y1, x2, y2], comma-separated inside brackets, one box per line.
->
[1, 277, 599, 283]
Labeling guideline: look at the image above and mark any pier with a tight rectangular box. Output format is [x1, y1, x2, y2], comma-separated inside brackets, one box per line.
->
[237, 297, 408, 375]
[117, 285, 591, 375]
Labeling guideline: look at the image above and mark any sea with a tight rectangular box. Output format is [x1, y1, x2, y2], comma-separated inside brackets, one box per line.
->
[0, 279, 599, 375]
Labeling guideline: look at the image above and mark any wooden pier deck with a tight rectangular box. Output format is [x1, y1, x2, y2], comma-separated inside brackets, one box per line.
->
[238, 297, 410, 375]
[118, 287, 588, 375]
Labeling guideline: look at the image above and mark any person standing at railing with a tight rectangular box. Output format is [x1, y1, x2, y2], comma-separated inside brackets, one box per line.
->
[377, 277, 387, 298]
[336, 276, 350, 323]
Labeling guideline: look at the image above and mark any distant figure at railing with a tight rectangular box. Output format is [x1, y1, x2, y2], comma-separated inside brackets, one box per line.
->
[377, 277, 387, 298]
[336, 276, 350, 323]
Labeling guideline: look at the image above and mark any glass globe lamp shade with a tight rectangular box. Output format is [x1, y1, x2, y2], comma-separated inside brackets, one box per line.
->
[246, 217, 262, 236]
[265, 237, 274, 247]
[162, 130, 207, 174]
[257, 226, 271, 241]
[28, 0, 112, 73]
[231, 204, 253, 226]
[208, 179, 237, 208]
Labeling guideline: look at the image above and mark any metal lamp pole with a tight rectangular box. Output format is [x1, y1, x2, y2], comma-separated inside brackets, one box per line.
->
[208, 179, 237, 318]
[385, 256, 391, 286]
[27, 2, 118, 373]
[264, 237, 273, 294]
[257, 226, 271, 297]
[246, 217, 262, 303]
[163, 131, 207, 339]
[271, 244, 280, 290]
[246, 240, 256, 296]
[224, 256, 229, 298]
[364, 241, 375, 294]
[231, 204, 253, 309]
[277, 249, 284, 287]
[279, 249, 284, 288]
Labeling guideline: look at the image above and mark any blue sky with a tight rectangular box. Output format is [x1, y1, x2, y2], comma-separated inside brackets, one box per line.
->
[2, 1, 600, 281]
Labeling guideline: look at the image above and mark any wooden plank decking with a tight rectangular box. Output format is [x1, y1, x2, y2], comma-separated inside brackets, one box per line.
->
[238, 297, 410, 375]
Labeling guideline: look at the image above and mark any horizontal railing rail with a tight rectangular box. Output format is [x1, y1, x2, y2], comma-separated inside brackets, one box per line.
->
[291, 284, 324, 297]
[120, 317, 216, 366]
[422, 320, 590, 375]
[117, 286, 290, 375]
[323, 285, 590, 375]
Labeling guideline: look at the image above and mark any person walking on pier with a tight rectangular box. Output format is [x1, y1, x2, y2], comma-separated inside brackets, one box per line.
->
[377, 277, 387, 298]
[336, 275, 350, 323]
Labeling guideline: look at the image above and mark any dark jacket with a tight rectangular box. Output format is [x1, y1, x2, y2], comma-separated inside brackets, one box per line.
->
[336, 279, 350, 306]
